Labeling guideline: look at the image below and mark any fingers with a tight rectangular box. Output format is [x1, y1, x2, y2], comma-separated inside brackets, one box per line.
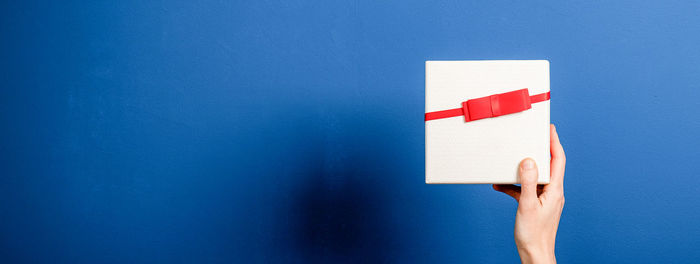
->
[548, 124, 566, 190]
[493, 184, 521, 201]
[493, 185, 544, 201]
[518, 158, 540, 207]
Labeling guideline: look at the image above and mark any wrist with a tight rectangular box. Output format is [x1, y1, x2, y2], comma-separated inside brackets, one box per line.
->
[517, 245, 556, 264]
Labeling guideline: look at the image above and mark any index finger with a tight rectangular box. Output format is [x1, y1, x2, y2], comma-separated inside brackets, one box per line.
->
[547, 124, 566, 190]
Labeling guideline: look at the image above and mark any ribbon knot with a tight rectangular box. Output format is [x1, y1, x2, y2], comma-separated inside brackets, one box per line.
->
[425, 88, 550, 122]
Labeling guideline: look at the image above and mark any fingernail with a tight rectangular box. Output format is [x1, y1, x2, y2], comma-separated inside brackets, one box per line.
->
[522, 159, 535, 169]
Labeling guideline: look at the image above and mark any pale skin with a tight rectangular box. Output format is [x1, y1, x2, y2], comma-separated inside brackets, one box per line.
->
[493, 124, 566, 264]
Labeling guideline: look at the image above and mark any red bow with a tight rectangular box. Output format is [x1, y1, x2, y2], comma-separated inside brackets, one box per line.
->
[425, 88, 550, 122]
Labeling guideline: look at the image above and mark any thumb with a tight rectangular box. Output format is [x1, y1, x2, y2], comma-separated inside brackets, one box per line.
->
[519, 158, 539, 206]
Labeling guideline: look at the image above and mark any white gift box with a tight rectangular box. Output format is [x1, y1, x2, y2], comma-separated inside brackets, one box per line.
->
[425, 60, 550, 184]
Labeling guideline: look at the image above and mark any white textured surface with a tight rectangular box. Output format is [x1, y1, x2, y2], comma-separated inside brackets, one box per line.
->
[425, 60, 550, 184]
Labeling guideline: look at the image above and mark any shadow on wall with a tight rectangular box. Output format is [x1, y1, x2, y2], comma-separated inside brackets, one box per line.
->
[287, 115, 403, 263]
[293, 162, 394, 263]
[216, 109, 412, 262]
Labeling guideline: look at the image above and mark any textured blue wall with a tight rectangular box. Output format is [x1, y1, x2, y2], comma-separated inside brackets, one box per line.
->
[2, 1, 700, 263]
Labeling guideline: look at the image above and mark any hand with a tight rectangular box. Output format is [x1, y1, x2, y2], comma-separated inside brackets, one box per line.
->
[493, 124, 566, 264]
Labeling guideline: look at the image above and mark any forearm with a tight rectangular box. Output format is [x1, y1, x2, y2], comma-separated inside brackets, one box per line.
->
[517, 246, 556, 264]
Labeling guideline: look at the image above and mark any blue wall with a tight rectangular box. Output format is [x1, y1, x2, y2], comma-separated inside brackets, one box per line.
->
[2, 1, 700, 263]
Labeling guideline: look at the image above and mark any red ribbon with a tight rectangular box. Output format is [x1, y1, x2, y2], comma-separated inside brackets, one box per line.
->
[425, 89, 550, 122]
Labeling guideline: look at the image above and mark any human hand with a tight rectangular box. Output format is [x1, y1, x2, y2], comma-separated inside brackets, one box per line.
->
[493, 124, 566, 264]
